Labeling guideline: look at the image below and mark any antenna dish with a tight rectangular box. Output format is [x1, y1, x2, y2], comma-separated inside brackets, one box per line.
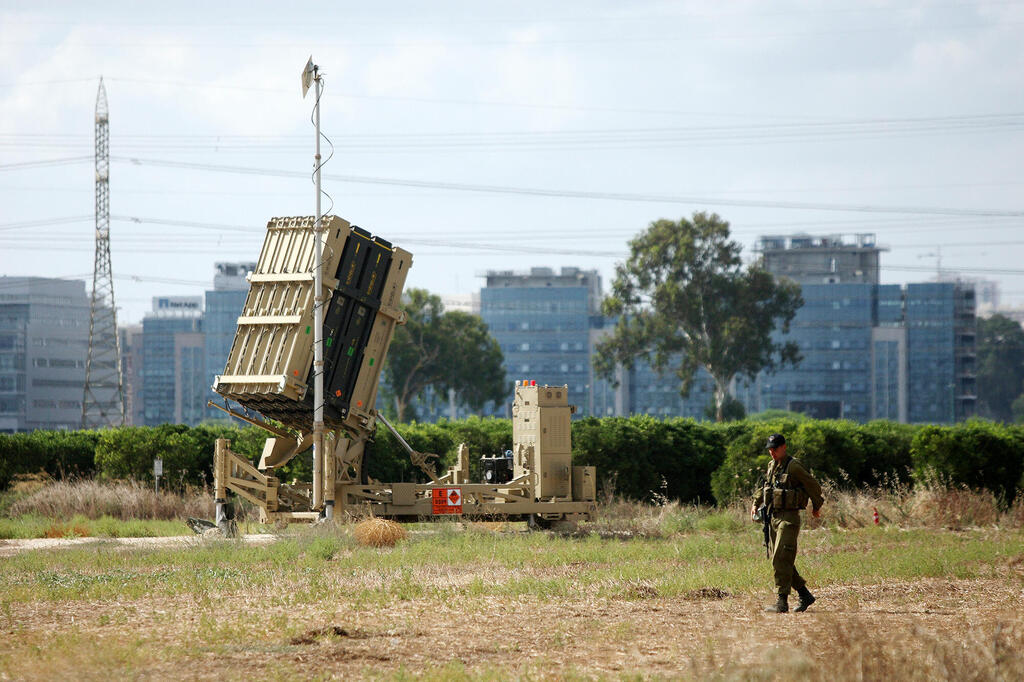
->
[301, 56, 315, 98]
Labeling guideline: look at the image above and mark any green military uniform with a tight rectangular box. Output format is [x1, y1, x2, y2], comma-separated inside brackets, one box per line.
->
[754, 455, 824, 597]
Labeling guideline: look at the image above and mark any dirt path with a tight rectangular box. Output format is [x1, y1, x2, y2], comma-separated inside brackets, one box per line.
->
[0, 533, 276, 557]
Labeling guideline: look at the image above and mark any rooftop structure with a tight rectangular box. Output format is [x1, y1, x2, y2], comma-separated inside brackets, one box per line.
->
[757, 233, 885, 285]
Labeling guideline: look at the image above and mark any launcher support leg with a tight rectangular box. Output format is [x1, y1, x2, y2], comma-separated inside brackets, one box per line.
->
[213, 439, 238, 537]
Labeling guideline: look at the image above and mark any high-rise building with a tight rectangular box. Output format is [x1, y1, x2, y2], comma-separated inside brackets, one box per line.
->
[750, 234, 977, 424]
[906, 283, 976, 423]
[480, 267, 604, 416]
[753, 283, 882, 420]
[141, 296, 203, 426]
[478, 267, 712, 419]
[0, 277, 90, 432]
[119, 325, 144, 425]
[204, 262, 254, 420]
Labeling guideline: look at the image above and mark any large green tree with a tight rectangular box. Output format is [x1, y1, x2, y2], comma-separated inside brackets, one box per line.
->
[383, 289, 506, 422]
[977, 314, 1024, 422]
[594, 212, 803, 422]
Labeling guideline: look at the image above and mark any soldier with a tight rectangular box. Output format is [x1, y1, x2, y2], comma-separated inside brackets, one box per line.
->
[751, 433, 823, 613]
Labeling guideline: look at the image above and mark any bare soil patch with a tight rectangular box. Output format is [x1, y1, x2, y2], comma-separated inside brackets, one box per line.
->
[3, 576, 1022, 679]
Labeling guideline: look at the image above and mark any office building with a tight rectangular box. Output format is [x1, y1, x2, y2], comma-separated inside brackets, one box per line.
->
[119, 325, 144, 425]
[749, 234, 977, 423]
[141, 296, 204, 426]
[906, 282, 976, 423]
[204, 262, 254, 420]
[478, 267, 712, 419]
[0, 277, 90, 432]
[480, 267, 604, 416]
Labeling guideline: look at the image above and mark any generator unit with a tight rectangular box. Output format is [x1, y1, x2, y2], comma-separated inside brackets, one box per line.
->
[208, 215, 596, 529]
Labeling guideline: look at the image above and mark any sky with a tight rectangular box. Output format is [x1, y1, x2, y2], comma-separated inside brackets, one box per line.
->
[2, 0, 1024, 325]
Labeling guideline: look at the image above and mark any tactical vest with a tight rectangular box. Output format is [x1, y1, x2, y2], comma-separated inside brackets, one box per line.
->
[769, 457, 810, 511]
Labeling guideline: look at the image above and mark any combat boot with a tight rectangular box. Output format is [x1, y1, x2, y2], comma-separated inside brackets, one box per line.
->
[764, 594, 788, 613]
[794, 586, 816, 612]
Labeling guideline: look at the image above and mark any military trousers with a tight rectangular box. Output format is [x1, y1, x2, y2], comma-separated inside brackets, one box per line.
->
[769, 510, 806, 595]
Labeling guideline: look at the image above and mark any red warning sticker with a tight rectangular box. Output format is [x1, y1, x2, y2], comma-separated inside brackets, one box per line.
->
[431, 487, 463, 515]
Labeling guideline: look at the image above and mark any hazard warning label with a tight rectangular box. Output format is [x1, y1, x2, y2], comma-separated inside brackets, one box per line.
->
[431, 487, 463, 515]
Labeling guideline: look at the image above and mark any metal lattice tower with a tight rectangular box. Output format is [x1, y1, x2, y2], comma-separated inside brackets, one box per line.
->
[82, 77, 126, 428]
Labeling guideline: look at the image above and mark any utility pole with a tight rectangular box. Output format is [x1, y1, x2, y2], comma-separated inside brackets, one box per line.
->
[302, 58, 331, 519]
[82, 77, 126, 429]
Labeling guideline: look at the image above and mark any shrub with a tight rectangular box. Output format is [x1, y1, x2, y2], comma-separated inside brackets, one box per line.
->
[710, 419, 921, 504]
[572, 415, 726, 503]
[910, 420, 1024, 505]
[0, 430, 99, 489]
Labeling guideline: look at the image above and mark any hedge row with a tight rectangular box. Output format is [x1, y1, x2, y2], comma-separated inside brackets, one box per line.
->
[2, 418, 1023, 504]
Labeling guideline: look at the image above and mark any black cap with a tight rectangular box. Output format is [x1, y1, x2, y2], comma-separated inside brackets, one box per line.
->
[766, 433, 786, 450]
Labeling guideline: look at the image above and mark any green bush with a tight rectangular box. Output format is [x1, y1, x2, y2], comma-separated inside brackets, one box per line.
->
[93, 423, 269, 488]
[709, 419, 919, 504]
[572, 416, 726, 503]
[3, 417, 1023, 509]
[0, 430, 99, 489]
[910, 420, 1024, 505]
[364, 417, 512, 483]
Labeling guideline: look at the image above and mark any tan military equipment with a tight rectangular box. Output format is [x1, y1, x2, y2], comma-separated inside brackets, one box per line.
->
[209, 216, 596, 530]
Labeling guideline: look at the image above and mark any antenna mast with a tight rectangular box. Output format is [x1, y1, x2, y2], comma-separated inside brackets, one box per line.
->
[301, 57, 331, 519]
[82, 77, 126, 428]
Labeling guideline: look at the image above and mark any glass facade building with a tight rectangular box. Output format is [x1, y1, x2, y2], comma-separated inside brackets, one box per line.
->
[141, 297, 203, 426]
[480, 268, 603, 416]
[204, 263, 253, 421]
[757, 283, 875, 420]
[905, 283, 977, 423]
[749, 234, 976, 424]
[0, 277, 90, 432]
[480, 269, 712, 419]
[742, 281, 975, 424]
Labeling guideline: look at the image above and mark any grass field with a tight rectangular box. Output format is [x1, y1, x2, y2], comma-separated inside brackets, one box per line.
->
[2, 515, 1023, 680]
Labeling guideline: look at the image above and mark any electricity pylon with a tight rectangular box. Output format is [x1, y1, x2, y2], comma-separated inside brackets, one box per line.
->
[82, 77, 126, 428]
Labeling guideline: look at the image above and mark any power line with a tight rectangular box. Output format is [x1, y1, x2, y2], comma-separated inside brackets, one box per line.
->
[113, 156, 1024, 218]
[5, 112, 1024, 153]
[0, 156, 92, 171]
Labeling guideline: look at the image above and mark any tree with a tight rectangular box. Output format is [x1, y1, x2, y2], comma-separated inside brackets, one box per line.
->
[704, 394, 746, 422]
[594, 212, 803, 422]
[383, 289, 506, 422]
[977, 314, 1024, 422]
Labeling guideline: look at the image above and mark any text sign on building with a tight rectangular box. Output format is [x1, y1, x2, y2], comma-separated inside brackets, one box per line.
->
[431, 487, 462, 515]
[151, 296, 203, 317]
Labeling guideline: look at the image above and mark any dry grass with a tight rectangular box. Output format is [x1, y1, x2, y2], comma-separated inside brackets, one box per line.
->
[353, 517, 408, 547]
[6, 479, 222, 521]
[4, 477, 1023, 538]
[825, 479, 1019, 531]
